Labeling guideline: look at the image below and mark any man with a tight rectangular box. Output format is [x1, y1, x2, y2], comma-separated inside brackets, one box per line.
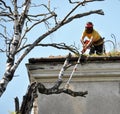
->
[80, 22, 104, 55]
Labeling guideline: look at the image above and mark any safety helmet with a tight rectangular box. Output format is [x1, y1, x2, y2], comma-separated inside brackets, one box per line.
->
[85, 22, 93, 28]
[85, 22, 93, 34]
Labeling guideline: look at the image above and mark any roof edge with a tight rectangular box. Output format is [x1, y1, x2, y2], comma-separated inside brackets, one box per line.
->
[28, 56, 120, 64]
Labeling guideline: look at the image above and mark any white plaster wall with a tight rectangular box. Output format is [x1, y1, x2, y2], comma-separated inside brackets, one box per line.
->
[38, 81, 120, 114]
[26, 61, 120, 114]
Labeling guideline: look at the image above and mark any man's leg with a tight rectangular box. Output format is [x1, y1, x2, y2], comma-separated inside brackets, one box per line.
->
[95, 44, 104, 55]
[89, 46, 95, 55]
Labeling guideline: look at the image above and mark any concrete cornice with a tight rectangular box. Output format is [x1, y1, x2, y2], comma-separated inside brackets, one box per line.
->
[26, 56, 120, 83]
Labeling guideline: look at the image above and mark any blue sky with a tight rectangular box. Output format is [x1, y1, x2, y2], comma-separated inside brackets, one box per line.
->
[0, 0, 120, 113]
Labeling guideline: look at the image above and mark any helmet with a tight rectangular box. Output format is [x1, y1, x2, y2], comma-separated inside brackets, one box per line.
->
[85, 22, 93, 28]
[85, 22, 93, 34]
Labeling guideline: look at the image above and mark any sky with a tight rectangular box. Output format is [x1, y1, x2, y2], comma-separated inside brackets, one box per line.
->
[0, 0, 120, 113]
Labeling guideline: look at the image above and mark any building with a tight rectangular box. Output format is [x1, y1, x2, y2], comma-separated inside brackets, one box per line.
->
[26, 55, 120, 114]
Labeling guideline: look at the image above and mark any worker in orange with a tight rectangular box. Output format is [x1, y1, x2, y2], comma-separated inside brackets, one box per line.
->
[80, 22, 104, 55]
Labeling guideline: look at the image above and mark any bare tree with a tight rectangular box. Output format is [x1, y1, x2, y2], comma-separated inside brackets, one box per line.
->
[0, 0, 104, 112]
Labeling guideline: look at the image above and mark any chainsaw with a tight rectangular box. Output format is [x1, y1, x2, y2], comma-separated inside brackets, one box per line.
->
[81, 39, 90, 54]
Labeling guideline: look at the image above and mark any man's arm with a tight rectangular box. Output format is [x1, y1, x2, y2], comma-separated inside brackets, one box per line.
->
[81, 37, 93, 54]
[85, 37, 93, 49]
[80, 31, 86, 45]
[80, 36, 85, 45]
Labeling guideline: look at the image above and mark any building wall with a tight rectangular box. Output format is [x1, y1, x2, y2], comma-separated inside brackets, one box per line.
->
[37, 81, 120, 114]
[26, 60, 120, 114]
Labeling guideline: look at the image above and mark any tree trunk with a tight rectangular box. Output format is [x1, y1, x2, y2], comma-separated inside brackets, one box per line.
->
[0, 0, 31, 97]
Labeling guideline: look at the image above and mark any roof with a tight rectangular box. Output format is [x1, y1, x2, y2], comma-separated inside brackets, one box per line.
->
[28, 55, 120, 64]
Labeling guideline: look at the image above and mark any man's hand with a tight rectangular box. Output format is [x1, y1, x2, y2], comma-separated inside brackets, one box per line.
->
[81, 40, 90, 54]
[81, 47, 87, 54]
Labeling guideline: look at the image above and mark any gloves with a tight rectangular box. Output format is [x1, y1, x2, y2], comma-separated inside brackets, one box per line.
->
[81, 40, 90, 54]
[84, 40, 89, 45]
[81, 47, 87, 54]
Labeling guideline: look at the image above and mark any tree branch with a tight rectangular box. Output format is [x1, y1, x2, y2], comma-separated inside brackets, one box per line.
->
[37, 82, 88, 97]
[0, 0, 14, 20]
[63, 9, 104, 24]
[68, 0, 80, 4]
[0, 49, 5, 52]
[38, 82, 88, 97]
[17, 43, 80, 55]
[22, 14, 54, 37]
[14, 97, 20, 114]
[19, 82, 87, 113]
[62, 0, 104, 23]
[0, 0, 13, 14]
[20, 82, 38, 114]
